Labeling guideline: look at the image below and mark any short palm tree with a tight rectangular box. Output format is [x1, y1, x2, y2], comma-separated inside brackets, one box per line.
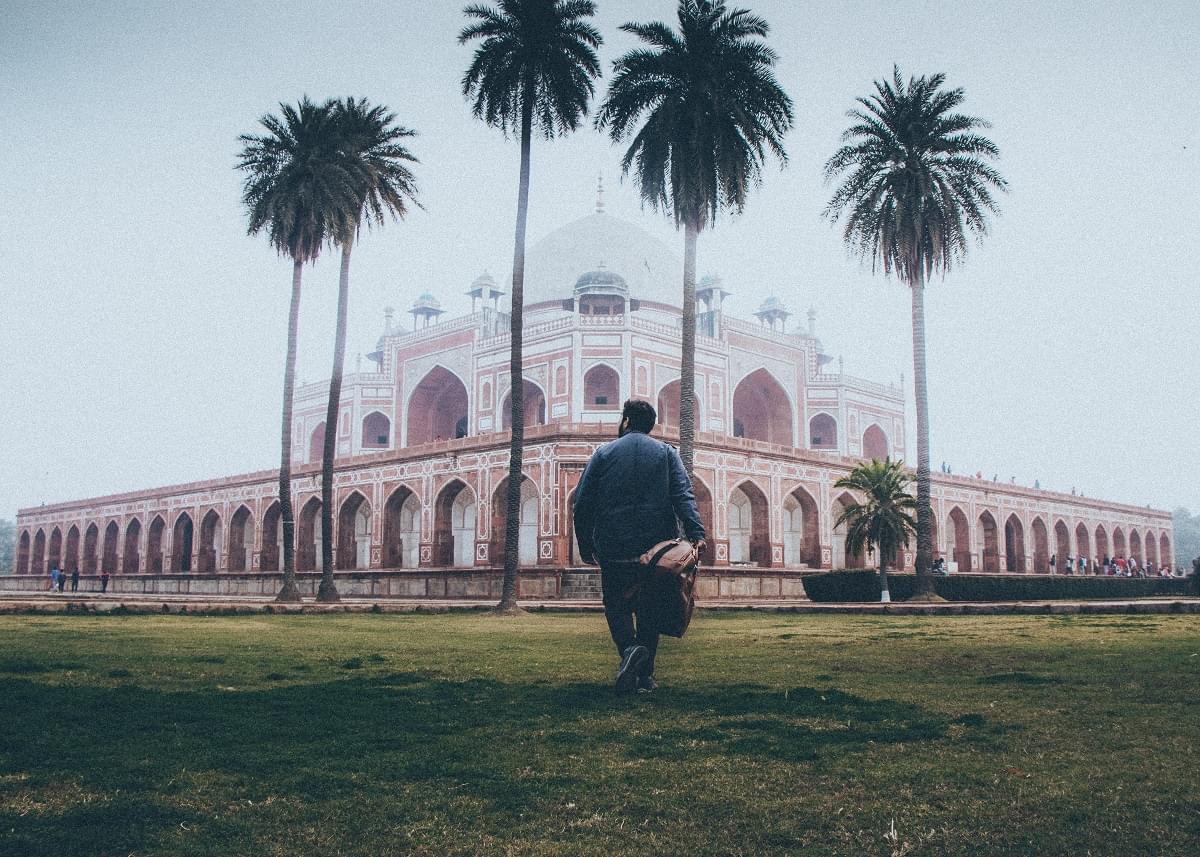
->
[596, 0, 792, 476]
[824, 67, 1006, 597]
[237, 97, 359, 603]
[460, 0, 602, 612]
[316, 97, 420, 603]
[834, 459, 917, 602]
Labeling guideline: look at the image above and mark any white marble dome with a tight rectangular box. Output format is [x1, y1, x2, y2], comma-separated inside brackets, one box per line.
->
[520, 211, 682, 307]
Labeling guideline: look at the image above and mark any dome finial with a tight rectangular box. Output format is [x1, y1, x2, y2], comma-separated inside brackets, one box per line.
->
[595, 171, 605, 214]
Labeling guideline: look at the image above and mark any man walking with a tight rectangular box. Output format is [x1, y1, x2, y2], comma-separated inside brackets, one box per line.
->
[573, 399, 706, 694]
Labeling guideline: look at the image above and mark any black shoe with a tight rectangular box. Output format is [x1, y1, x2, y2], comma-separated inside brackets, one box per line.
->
[615, 645, 649, 694]
[636, 675, 658, 694]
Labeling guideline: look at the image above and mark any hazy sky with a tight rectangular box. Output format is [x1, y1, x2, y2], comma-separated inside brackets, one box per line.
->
[2, 0, 1198, 520]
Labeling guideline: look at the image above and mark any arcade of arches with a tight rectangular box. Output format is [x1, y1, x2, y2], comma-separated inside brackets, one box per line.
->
[13, 467, 1174, 578]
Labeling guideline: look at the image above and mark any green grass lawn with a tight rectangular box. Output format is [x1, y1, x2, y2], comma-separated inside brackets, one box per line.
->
[1, 612, 1197, 857]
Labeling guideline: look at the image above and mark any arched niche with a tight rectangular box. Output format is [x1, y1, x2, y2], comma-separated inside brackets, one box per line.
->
[383, 486, 421, 568]
[862, 424, 889, 460]
[732, 369, 793, 446]
[297, 498, 322, 571]
[657, 379, 699, 432]
[809, 413, 838, 450]
[1004, 514, 1026, 572]
[948, 507, 971, 572]
[434, 480, 477, 567]
[309, 422, 326, 464]
[122, 519, 141, 574]
[198, 511, 222, 573]
[500, 380, 547, 430]
[337, 492, 371, 570]
[407, 366, 469, 444]
[783, 486, 820, 567]
[361, 412, 391, 450]
[583, 364, 620, 410]
[147, 516, 166, 574]
[260, 502, 284, 572]
[490, 477, 539, 567]
[229, 506, 254, 572]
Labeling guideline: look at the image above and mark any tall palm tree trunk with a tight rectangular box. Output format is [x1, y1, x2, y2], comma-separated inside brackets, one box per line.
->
[318, 237, 353, 603]
[679, 221, 699, 477]
[498, 85, 534, 612]
[878, 552, 891, 603]
[910, 270, 933, 595]
[276, 258, 303, 602]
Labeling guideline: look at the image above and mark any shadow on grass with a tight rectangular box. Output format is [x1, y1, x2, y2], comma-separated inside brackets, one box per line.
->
[0, 672, 961, 856]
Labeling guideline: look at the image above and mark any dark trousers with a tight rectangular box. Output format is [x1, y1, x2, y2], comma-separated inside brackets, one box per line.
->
[600, 561, 659, 675]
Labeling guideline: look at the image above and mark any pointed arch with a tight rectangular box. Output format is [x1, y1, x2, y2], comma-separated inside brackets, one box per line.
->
[361, 411, 391, 450]
[297, 497, 322, 571]
[1053, 520, 1071, 570]
[31, 529, 46, 576]
[229, 506, 254, 572]
[434, 480, 477, 567]
[336, 492, 372, 570]
[309, 422, 326, 464]
[978, 511, 1000, 573]
[147, 515, 165, 574]
[1029, 517, 1049, 572]
[500, 379, 547, 429]
[490, 476, 538, 567]
[383, 484, 420, 568]
[1145, 531, 1158, 567]
[1129, 529, 1143, 565]
[64, 525, 80, 574]
[1004, 514, 1026, 572]
[862, 424, 890, 460]
[122, 518, 141, 574]
[691, 476, 715, 565]
[407, 365, 469, 444]
[101, 521, 120, 573]
[1094, 524, 1109, 564]
[47, 527, 63, 573]
[1112, 526, 1126, 559]
[731, 368, 793, 445]
[657, 378, 700, 433]
[1160, 533, 1172, 569]
[260, 501, 283, 571]
[16, 530, 30, 575]
[198, 510, 222, 572]
[728, 481, 770, 566]
[832, 491, 869, 569]
[1075, 523, 1091, 570]
[947, 506, 971, 572]
[783, 485, 820, 567]
[808, 413, 838, 450]
[83, 523, 100, 575]
[583, 363, 620, 410]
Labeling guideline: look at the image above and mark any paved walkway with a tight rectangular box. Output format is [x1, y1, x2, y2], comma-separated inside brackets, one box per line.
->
[1, 590, 1198, 616]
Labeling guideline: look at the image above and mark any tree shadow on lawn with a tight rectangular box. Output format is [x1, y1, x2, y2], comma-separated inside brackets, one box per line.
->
[0, 673, 971, 855]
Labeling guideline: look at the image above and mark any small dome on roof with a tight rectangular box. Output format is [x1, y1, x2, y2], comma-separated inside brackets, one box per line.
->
[412, 291, 441, 311]
[574, 265, 628, 293]
[758, 296, 787, 313]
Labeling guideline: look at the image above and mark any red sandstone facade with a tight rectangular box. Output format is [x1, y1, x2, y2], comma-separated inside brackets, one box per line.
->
[10, 210, 1174, 590]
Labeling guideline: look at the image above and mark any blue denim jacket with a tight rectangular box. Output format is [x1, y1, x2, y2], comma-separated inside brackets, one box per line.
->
[572, 430, 705, 562]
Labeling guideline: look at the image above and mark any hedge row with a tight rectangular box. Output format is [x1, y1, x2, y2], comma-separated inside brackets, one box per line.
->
[801, 570, 1199, 602]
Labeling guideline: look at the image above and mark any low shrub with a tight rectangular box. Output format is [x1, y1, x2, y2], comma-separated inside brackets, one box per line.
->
[801, 570, 1197, 602]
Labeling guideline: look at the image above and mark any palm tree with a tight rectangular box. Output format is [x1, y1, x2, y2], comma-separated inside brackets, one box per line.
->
[459, 0, 602, 612]
[596, 0, 792, 476]
[834, 459, 917, 602]
[824, 67, 1006, 597]
[238, 97, 360, 602]
[315, 97, 420, 603]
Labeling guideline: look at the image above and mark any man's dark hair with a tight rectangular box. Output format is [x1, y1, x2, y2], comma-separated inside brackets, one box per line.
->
[622, 399, 656, 434]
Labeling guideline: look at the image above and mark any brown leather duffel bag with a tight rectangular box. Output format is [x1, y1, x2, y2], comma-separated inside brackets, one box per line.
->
[633, 539, 700, 638]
